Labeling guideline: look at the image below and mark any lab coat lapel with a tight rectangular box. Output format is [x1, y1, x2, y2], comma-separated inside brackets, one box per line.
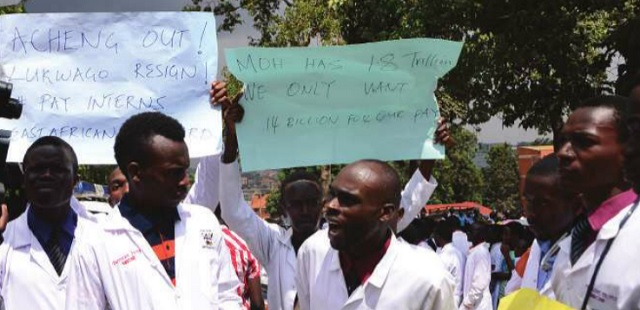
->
[29, 233, 62, 281]
[174, 204, 187, 287]
[104, 206, 174, 288]
[14, 207, 61, 282]
[279, 228, 297, 270]
[326, 249, 350, 308]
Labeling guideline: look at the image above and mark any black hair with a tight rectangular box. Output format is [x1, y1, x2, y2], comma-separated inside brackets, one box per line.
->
[279, 170, 321, 207]
[505, 221, 535, 248]
[579, 95, 632, 142]
[624, 116, 640, 190]
[23, 136, 78, 175]
[445, 216, 461, 231]
[114, 112, 185, 178]
[527, 154, 559, 179]
[505, 222, 527, 239]
[629, 72, 640, 93]
[471, 222, 488, 241]
[397, 219, 423, 245]
[418, 217, 436, 236]
[487, 224, 504, 244]
[433, 220, 453, 243]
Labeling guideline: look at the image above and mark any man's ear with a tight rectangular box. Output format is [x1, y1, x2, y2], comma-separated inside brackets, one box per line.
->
[127, 162, 142, 183]
[380, 203, 397, 222]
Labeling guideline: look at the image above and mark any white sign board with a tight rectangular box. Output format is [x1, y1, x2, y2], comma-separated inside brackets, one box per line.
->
[0, 12, 221, 164]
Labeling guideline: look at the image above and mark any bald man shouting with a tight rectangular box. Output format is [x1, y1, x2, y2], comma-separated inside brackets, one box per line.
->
[296, 160, 455, 310]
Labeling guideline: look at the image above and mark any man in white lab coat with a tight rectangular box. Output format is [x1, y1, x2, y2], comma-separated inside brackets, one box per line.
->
[0, 136, 99, 309]
[218, 86, 451, 310]
[104, 81, 228, 211]
[549, 96, 639, 309]
[460, 222, 492, 310]
[452, 220, 470, 257]
[504, 154, 579, 296]
[296, 160, 455, 310]
[65, 112, 241, 310]
[433, 219, 466, 306]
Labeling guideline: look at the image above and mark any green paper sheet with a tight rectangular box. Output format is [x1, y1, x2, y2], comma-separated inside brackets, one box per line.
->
[225, 38, 463, 171]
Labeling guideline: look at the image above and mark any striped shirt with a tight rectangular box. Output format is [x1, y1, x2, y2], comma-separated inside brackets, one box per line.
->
[222, 225, 261, 309]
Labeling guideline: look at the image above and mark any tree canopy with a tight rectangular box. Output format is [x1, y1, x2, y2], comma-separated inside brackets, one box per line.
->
[482, 143, 520, 213]
[194, 0, 639, 146]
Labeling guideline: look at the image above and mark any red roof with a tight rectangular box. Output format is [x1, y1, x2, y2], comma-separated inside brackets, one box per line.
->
[250, 194, 269, 209]
[425, 202, 493, 216]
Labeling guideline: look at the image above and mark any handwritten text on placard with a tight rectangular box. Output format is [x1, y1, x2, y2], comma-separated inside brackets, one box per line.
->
[225, 39, 463, 171]
[0, 12, 221, 164]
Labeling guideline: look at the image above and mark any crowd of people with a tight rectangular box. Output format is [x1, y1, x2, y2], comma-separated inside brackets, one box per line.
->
[0, 69, 639, 310]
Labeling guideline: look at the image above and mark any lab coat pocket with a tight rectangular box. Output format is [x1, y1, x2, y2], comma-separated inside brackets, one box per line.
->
[585, 284, 620, 310]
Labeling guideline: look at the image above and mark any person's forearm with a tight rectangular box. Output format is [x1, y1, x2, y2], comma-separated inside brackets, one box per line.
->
[418, 160, 435, 180]
[222, 126, 239, 164]
[247, 277, 266, 310]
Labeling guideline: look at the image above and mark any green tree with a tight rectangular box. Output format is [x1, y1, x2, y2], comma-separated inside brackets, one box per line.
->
[265, 187, 280, 217]
[482, 144, 520, 213]
[429, 126, 484, 204]
[332, 0, 636, 147]
[0, 3, 24, 14]
[200, 0, 638, 146]
[518, 137, 554, 147]
[608, 3, 640, 95]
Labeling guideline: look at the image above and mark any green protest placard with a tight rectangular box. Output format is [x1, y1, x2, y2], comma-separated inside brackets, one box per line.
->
[225, 38, 463, 171]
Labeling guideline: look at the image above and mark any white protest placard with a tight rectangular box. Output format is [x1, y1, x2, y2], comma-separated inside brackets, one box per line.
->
[0, 12, 220, 164]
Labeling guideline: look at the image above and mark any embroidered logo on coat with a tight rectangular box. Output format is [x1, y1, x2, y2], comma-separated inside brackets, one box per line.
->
[201, 229, 214, 248]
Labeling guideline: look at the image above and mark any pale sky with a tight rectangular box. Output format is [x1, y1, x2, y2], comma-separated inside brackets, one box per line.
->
[26, 0, 548, 144]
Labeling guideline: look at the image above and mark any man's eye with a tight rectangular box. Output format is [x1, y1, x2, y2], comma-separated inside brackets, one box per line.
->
[571, 136, 596, 149]
[337, 193, 358, 207]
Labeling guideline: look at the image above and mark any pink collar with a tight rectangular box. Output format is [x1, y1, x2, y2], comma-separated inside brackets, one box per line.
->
[589, 189, 638, 231]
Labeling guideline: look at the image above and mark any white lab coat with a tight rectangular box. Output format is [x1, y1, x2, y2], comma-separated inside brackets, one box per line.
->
[461, 242, 492, 310]
[219, 160, 437, 310]
[439, 243, 466, 306]
[505, 239, 553, 297]
[0, 198, 97, 309]
[489, 242, 503, 308]
[184, 154, 221, 211]
[550, 202, 640, 309]
[396, 169, 439, 232]
[296, 230, 456, 310]
[520, 246, 537, 290]
[64, 202, 242, 310]
[80, 200, 112, 216]
[453, 231, 470, 257]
